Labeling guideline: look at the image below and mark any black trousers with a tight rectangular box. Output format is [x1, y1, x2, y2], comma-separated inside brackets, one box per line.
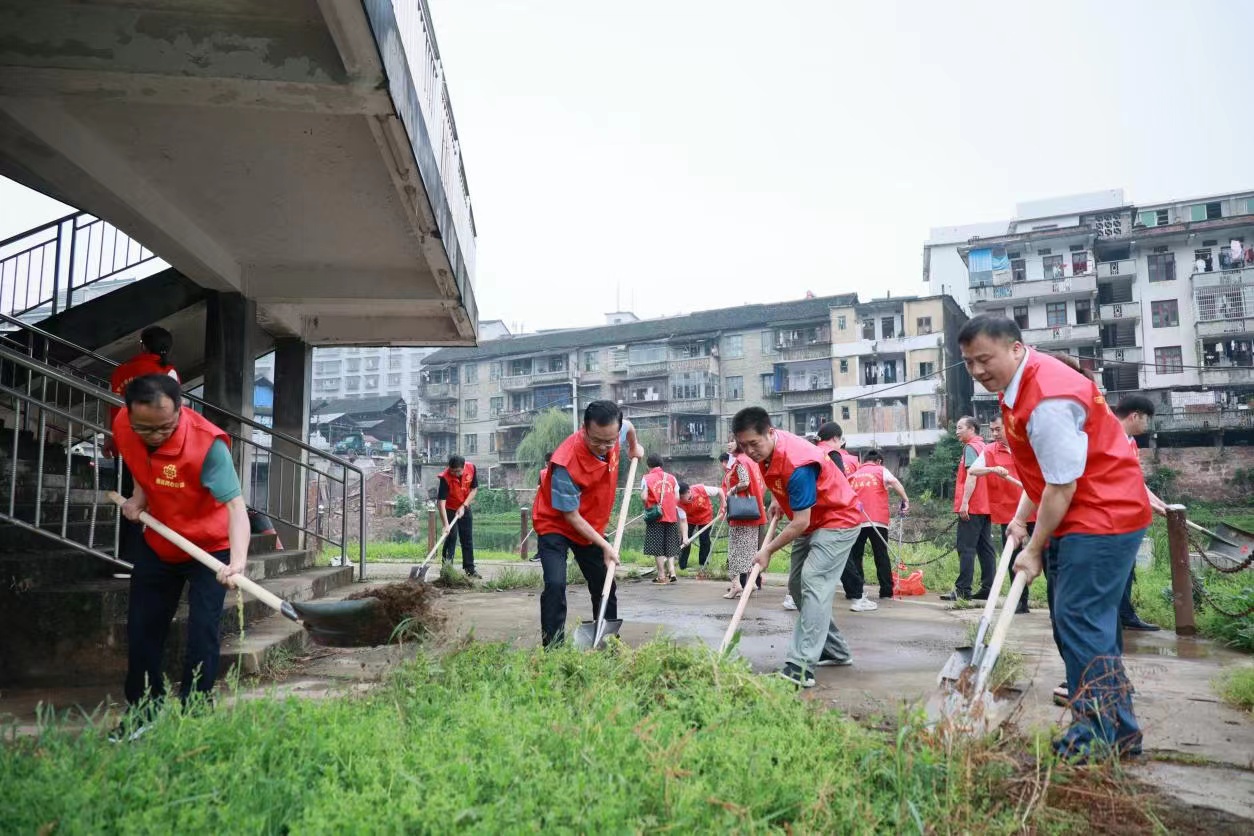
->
[125, 537, 228, 706]
[850, 525, 893, 598]
[955, 514, 996, 597]
[442, 506, 475, 571]
[537, 532, 617, 647]
[678, 523, 712, 569]
[1000, 522, 1035, 612]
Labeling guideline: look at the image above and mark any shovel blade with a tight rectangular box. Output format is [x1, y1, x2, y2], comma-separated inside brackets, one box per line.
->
[572, 618, 622, 651]
[922, 681, 1029, 736]
[291, 598, 386, 647]
[937, 646, 975, 685]
[410, 564, 430, 582]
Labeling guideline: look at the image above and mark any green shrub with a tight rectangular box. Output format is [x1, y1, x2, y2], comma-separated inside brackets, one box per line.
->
[393, 494, 414, 517]
[1215, 667, 1254, 713]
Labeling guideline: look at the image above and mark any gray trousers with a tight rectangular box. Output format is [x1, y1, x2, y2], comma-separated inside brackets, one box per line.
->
[787, 527, 859, 671]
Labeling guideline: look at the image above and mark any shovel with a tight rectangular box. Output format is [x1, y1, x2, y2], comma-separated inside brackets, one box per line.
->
[573, 456, 639, 650]
[1185, 518, 1251, 553]
[410, 508, 462, 581]
[105, 492, 382, 647]
[680, 516, 719, 549]
[936, 535, 1019, 683]
[717, 517, 780, 654]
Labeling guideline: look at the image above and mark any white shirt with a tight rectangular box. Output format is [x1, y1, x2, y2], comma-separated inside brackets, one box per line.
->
[671, 484, 720, 521]
[1002, 349, 1088, 484]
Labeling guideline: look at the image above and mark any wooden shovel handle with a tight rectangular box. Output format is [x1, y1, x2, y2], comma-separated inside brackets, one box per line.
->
[105, 491, 288, 616]
[718, 517, 779, 653]
[681, 517, 717, 548]
[423, 511, 461, 564]
[973, 571, 1028, 696]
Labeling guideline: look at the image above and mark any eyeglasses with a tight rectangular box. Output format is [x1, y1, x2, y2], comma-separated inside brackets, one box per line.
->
[130, 418, 178, 437]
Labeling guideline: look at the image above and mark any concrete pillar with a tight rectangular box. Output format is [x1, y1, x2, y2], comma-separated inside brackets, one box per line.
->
[203, 291, 257, 497]
[267, 338, 312, 549]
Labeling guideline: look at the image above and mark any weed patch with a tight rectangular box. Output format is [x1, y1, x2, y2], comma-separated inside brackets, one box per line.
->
[1215, 666, 1254, 713]
[480, 566, 543, 591]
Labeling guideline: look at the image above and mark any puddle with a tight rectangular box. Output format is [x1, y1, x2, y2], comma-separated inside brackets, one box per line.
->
[1123, 637, 1211, 659]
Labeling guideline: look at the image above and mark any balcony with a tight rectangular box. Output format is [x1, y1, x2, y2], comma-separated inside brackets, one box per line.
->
[1193, 265, 1254, 290]
[1101, 346, 1143, 364]
[1197, 317, 1254, 339]
[781, 388, 831, 406]
[497, 445, 523, 464]
[626, 361, 670, 378]
[1099, 294, 1140, 322]
[531, 368, 570, 384]
[831, 377, 942, 401]
[1154, 409, 1254, 433]
[774, 343, 832, 363]
[1198, 366, 1254, 385]
[970, 274, 1096, 306]
[418, 416, 456, 434]
[420, 381, 458, 400]
[668, 356, 718, 374]
[1097, 260, 1136, 279]
[832, 333, 939, 358]
[670, 440, 718, 458]
[671, 398, 715, 414]
[500, 374, 533, 391]
[496, 410, 535, 428]
[1021, 322, 1100, 347]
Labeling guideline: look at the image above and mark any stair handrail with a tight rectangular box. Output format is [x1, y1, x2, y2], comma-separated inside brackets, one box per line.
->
[0, 310, 122, 372]
[0, 344, 367, 575]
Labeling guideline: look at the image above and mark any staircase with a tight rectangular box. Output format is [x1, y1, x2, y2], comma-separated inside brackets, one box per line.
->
[0, 314, 365, 688]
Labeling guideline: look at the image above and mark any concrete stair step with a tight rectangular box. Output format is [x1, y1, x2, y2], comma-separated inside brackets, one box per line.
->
[243, 549, 316, 580]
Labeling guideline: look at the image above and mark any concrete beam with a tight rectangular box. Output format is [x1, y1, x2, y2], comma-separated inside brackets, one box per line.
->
[303, 314, 474, 346]
[243, 265, 451, 302]
[0, 68, 392, 115]
[203, 291, 257, 437]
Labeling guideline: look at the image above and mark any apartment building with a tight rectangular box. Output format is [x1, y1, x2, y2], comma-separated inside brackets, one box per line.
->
[925, 188, 1254, 437]
[830, 295, 970, 465]
[419, 293, 969, 482]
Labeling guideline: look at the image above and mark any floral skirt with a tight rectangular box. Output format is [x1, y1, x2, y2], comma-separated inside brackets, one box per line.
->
[728, 525, 760, 576]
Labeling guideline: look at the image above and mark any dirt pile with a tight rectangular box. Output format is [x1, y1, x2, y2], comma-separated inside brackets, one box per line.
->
[345, 581, 446, 645]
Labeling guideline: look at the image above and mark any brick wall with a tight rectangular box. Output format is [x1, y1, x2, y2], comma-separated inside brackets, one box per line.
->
[1139, 445, 1254, 502]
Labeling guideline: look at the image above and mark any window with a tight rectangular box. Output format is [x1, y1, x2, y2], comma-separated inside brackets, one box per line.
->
[840, 406, 850, 420]
[364, 357, 380, 371]
[836, 315, 847, 331]
[1013, 306, 1029, 329]
[881, 360, 897, 384]
[1011, 258, 1026, 282]
[1140, 209, 1169, 227]
[1208, 202, 1222, 220]
[760, 373, 775, 397]
[881, 317, 896, 339]
[464, 434, 478, 454]
[1071, 251, 1090, 274]
[916, 316, 932, 335]
[1046, 302, 1067, 327]
[920, 411, 937, 430]
[509, 358, 532, 376]
[317, 360, 341, 375]
[1043, 254, 1064, 280]
[1154, 347, 1183, 374]
[861, 319, 875, 340]
[629, 344, 666, 365]
[490, 396, 504, 417]
[839, 359, 848, 373]
[315, 378, 339, 391]
[724, 335, 743, 358]
[490, 362, 501, 381]
[1194, 248, 1213, 273]
[725, 375, 744, 400]
[389, 355, 402, 369]
[1189, 202, 1224, 222]
[1151, 300, 1179, 328]
[1075, 299, 1092, 325]
[760, 331, 775, 355]
[542, 354, 567, 373]
[488, 433, 496, 453]
[346, 358, 361, 373]
[1148, 253, 1176, 282]
[345, 376, 360, 391]
[388, 373, 401, 386]
[464, 364, 478, 383]
[464, 399, 478, 418]
[918, 361, 935, 378]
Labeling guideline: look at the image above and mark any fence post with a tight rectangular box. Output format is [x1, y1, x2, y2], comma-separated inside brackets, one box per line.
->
[427, 506, 438, 554]
[1166, 505, 1196, 636]
[520, 506, 530, 561]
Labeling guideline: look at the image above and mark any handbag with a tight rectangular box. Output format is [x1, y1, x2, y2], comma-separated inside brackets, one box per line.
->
[643, 479, 668, 523]
[727, 493, 761, 521]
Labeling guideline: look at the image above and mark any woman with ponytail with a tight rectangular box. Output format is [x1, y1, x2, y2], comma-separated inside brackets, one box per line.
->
[107, 326, 180, 450]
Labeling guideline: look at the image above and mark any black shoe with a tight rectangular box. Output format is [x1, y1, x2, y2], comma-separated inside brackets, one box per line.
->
[1121, 617, 1160, 632]
[940, 591, 969, 602]
[669, 575, 678, 583]
[816, 651, 853, 667]
[528, 555, 541, 562]
[879, 589, 895, 601]
[1014, 604, 1030, 615]
[466, 570, 482, 579]
[776, 663, 815, 688]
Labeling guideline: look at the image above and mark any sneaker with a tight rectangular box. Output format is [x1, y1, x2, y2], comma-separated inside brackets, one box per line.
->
[776, 663, 815, 688]
[1052, 682, 1069, 707]
[971, 590, 991, 601]
[669, 575, 678, 583]
[528, 555, 541, 562]
[781, 594, 798, 611]
[466, 570, 483, 579]
[850, 596, 878, 613]
[816, 652, 853, 667]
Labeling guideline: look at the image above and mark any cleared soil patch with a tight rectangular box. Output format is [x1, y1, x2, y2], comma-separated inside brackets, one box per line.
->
[344, 581, 445, 645]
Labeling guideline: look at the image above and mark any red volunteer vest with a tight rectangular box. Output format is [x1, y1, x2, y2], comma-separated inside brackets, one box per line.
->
[109, 353, 179, 425]
[1000, 351, 1151, 536]
[849, 463, 890, 526]
[817, 440, 859, 476]
[439, 462, 476, 511]
[678, 486, 715, 526]
[982, 441, 1035, 525]
[113, 407, 231, 563]
[724, 452, 767, 527]
[953, 437, 991, 515]
[643, 467, 679, 523]
[532, 430, 620, 545]
[761, 430, 862, 533]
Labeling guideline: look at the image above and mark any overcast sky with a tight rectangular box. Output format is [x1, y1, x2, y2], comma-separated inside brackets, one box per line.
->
[4, 0, 1252, 334]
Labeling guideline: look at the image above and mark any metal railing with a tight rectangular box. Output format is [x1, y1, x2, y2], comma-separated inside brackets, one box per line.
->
[0, 342, 366, 577]
[0, 211, 164, 322]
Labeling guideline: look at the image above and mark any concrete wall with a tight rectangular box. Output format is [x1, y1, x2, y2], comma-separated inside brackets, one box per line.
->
[1141, 445, 1254, 502]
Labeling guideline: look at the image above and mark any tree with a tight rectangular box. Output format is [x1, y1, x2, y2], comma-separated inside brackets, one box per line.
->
[905, 425, 963, 500]
[516, 408, 575, 486]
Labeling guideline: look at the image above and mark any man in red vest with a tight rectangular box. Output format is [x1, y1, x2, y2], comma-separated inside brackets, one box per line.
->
[733, 407, 863, 688]
[945, 416, 997, 601]
[438, 454, 480, 578]
[814, 423, 866, 607]
[1112, 395, 1169, 631]
[111, 374, 250, 739]
[847, 449, 910, 606]
[532, 400, 643, 646]
[967, 416, 1034, 614]
[959, 315, 1148, 760]
[527, 452, 553, 562]
[677, 481, 725, 571]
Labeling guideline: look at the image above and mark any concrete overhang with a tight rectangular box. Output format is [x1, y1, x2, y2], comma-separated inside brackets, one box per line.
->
[0, 0, 478, 346]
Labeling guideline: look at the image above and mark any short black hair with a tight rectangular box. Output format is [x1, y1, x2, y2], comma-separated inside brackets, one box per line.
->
[583, 399, 622, 429]
[817, 421, 842, 441]
[140, 326, 174, 365]
[646, 453, 664, 469]
[124, 373, 181, 409]
[957, 314, 1022, 346]
[448, 454, 465, 468]
[718, 452, 730, 463]
[1114, 394, 1156, 419]
[678, 482, 690, 494]
[732, 406, 771, 435]
[863, 449, 883, 463]
[543, 451, 553, 464]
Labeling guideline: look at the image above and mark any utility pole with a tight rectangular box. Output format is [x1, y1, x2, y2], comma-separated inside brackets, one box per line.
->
[406, 398, 416, 506]
[571, 373, 579, 432]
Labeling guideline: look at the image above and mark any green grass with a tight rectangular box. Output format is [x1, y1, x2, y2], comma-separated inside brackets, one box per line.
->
[479, 566, 543, 592]
[2, 642, 1067, 833]
[1215, 667, 1254, 713]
